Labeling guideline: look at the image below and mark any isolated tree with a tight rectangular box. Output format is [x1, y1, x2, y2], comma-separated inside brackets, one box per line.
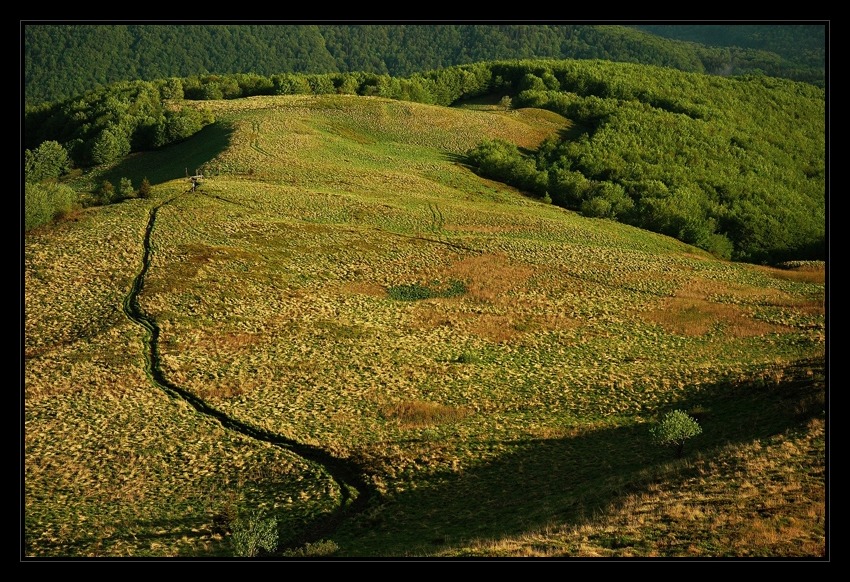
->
[650, 409, 702, 458]
[138, 177, 152, 199]
[499, 95, 512, 110]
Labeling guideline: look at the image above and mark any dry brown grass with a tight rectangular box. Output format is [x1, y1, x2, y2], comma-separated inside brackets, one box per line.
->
[400, 253, 549, 342]
[751, 263, 825, 285]
[446, 253, 535, 303]
[145, 243, 257, 295]
[380, 400, 469, 428]
[339, 281, 387, 297]
[642, 277, 799, 337]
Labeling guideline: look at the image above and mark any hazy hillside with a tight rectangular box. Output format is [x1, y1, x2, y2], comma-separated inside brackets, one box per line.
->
[22, 23, 826, 106]
[23, 93, 826, 558]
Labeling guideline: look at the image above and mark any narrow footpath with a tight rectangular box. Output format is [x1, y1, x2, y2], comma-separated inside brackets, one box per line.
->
[122, 194, 376, 551]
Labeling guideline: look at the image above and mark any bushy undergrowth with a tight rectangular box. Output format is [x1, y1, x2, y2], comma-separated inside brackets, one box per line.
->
[24, 182, 76, 231]
[231, 510, 279, 557]
[282, 539, 340, 557]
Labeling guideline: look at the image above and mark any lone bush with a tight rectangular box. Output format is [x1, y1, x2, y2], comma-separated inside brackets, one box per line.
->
[97, 180, 115, 205]
[231, 509, 279, 557]
[650, 409, 702, 458]
[138, 177, 152, 199]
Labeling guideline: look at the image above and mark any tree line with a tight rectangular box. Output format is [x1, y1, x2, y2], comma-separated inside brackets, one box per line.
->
[23, 23, 825, 107]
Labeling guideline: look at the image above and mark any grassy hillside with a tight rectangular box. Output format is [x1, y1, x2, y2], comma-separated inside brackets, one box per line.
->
[23, 94, 826, 558]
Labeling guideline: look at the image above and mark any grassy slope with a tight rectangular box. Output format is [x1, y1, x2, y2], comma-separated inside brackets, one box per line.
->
[23, 94, 826, 558]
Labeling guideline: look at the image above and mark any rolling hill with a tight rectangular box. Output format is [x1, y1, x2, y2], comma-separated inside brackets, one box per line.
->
[23, 93, 826, 558]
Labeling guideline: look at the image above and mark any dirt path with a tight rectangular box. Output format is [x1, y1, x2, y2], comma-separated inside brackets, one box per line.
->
[122, 194, 375, 551]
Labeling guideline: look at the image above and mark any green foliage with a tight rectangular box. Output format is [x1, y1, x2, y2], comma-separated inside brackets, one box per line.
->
[281, 539, 340, 557]
[21, 41, 825, 264]
[230, 509, 279, 557]
[387, 282, 436, 301]
[452, 351, 481, 364]
[24, 80, 215, 171]
[97, 180, 115, 204]
[387, 279, 467, 301]
[24, 140, 70, 183]
[24, 182, 76, 231]
[119, 177, 134, 199]
[211, 502, 238, 536]
[152, 107, 209, 148]
[466, 139, 548, 198]
[650, 409, 703, 458]
[89, 125, 131, 165]
[156, 77, 184, 100]
[138, 177, 152, 199]
[466, 60, 825, 263]
[23, 24, 824, 107]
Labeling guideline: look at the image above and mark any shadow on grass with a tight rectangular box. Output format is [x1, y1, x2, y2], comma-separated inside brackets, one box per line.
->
[334, 359, 825, 557]
[102, 122, 234, 188]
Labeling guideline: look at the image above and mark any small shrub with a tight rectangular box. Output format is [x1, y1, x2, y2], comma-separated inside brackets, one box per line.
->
[231, 509, 278, 557]
[97, 180, 115, 205]
[282, 539, 340, 557]
[25, 182, 76, 231]
[650, 409, 702, 458]
[211, 503, 239, 536]
[138, 177, 152, 199]
[453, 351, 481, 364]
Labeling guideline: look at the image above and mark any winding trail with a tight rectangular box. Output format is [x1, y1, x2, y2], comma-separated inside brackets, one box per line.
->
[122, 195, 376, 550]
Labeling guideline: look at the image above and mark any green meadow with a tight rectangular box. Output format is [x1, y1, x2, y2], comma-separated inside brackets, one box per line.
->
[24, 94, 825, 558]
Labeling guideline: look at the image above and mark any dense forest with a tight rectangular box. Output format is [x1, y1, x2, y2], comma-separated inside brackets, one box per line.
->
[23, 23, 825, 106]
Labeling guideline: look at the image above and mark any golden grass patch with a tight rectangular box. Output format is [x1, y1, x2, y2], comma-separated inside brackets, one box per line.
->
[752, 263, 826, 285]
[402, 253, 578, 343]
[380, 399, 469, 428]
[146, 243, 257, 294]
[469, 313, 523, 343]
[446, 253, 535, 303]
[210, 331, 261, 350]
[339, 281, 388, 297]
[641, 277, 802, 337]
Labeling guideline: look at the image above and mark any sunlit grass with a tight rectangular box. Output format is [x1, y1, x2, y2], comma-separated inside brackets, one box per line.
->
[24, 94, 825, 558]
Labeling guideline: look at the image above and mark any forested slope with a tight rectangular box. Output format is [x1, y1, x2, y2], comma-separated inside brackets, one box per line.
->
[23, 23, 826, 106]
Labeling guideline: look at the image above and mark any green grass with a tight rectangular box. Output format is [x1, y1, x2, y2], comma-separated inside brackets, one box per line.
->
[24, 93, 825, 558]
